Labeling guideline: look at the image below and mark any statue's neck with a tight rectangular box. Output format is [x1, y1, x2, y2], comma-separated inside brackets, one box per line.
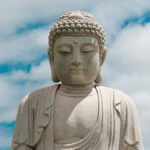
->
[60, 83, 95, 95]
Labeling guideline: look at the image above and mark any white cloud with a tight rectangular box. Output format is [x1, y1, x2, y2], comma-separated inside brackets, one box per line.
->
[0, 60, 52, 122]
[0, 28, 49, 63]
[92, 0, 150, 43]
[103, 23, 150, 91]
[109, 24, 150, 69]
[0, 0, 98, 36]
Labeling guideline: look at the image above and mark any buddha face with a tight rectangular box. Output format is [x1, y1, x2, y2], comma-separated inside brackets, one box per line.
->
[53, 35, 100, 86]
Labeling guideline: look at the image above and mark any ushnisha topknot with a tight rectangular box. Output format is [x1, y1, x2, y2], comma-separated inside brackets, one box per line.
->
[48, 11, 106, 60]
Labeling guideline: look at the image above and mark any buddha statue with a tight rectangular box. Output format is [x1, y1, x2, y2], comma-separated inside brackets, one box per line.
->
[11, 11, 144, 150]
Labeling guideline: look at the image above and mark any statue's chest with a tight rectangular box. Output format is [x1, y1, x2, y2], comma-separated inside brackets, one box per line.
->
[54, 93, 98, 142]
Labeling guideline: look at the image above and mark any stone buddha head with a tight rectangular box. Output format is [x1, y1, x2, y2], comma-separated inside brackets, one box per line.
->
[48, 11, 106, 86]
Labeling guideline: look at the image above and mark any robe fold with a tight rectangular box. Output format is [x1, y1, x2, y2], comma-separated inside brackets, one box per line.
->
[11, 84, 144, 150]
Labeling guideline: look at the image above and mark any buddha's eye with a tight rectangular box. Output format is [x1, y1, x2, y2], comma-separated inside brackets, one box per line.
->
[81, 45, 96, 53]
[58, 46, 71, 54]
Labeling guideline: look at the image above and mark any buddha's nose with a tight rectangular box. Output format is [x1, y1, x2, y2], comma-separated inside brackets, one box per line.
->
[71, 60, 81, 67]
[71, 51, 82, 67]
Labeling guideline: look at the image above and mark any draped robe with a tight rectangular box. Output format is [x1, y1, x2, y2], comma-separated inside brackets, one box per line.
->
[11, 84, 144, 150]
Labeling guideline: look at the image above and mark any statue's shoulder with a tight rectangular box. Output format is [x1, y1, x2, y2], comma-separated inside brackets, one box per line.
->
[98, 85, 137, 120]
[13, 84, 59, 148]
[30, 84, 59, 96]
[20, 84, 59, 106]
[98, 85, 135, 106]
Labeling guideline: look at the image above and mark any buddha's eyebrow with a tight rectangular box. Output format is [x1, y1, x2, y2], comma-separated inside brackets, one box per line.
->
[56, 43, 72, 48]
[81, 42, 97, 47]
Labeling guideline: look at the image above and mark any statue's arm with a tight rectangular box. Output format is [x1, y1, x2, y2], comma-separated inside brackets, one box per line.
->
[11, 94, 34, 150]
[120, 94, 144, 150]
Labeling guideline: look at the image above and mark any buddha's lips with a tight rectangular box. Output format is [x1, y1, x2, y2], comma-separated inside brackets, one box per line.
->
[70, 68, 83, 72]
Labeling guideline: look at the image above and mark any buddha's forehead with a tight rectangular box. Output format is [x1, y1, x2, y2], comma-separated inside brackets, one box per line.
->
[54, 35, 99, 46]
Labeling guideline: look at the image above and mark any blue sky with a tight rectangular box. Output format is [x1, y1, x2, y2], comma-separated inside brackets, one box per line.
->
[0, 0, 150, 149]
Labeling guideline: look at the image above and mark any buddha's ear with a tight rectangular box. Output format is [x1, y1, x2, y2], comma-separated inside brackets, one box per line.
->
[100, 48, 106, 66]
[94, 72, 101, 84]
[95, 48, 106, 84]
[48, 48, 60, 82]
